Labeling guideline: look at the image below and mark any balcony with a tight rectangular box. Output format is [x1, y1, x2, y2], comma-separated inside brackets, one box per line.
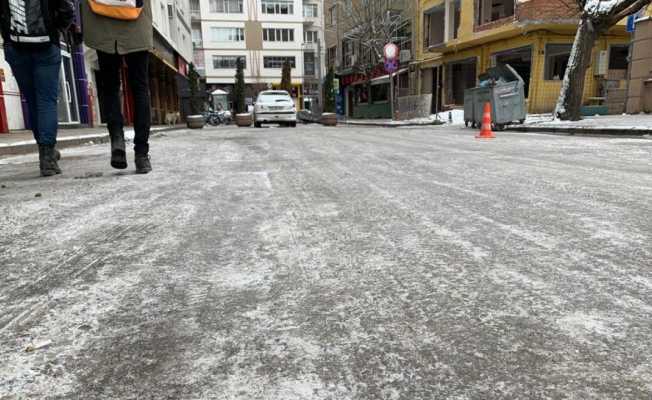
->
[301, 42, 318, 52]
[423, 0, 460, 52]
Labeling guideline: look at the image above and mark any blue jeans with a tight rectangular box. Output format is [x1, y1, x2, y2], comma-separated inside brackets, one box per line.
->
[4, 44, 61, 145]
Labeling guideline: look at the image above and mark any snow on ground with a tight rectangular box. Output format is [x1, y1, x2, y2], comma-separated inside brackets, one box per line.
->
[1, 125, 651, 399]
[518, 113, 652, 131]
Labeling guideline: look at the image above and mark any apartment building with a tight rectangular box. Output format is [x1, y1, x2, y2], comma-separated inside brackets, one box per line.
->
[84, 0, 193, 125]
[191, 0, 326, 110]
[416, 0, 632, 114]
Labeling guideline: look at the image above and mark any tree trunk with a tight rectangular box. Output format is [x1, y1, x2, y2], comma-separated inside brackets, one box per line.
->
[554, 16, 600, 121]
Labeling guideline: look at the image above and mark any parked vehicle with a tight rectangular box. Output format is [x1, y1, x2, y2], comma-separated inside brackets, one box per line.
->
[254, 90, 297, 128]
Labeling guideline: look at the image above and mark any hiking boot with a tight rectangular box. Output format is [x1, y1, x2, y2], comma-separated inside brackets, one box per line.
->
[110, 130, 127, 169]
[135, 153, 152, 174]
[38, 145, 61, 177]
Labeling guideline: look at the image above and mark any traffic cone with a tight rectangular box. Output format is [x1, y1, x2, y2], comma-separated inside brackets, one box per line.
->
[476, 102, 496, 139]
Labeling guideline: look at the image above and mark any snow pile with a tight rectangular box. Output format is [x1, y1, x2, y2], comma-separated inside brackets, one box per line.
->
[431, 109, 466, 125]
[584, 0, 623, 15]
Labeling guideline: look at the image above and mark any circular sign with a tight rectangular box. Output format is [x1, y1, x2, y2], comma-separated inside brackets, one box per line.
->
[384, 58, 398, 73]
[383, 43, 399, 60]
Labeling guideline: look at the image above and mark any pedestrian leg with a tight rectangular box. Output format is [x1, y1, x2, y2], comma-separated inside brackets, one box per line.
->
[97, 51, 128, 169]
[4, 45, 40, 143]
[125, 51, 151, 156]
[33, 45, 62, 147]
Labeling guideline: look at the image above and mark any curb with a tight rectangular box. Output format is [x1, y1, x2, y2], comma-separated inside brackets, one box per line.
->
[340, 121, 445, 128]
[506, 125, 652, 137]
[0, 126, 182, 157]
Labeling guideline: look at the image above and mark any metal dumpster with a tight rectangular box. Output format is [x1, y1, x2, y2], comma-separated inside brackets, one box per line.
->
[464, 64, 527, 131]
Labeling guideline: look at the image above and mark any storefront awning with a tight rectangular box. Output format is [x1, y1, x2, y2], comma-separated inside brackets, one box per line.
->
[367, 68, 409, 84]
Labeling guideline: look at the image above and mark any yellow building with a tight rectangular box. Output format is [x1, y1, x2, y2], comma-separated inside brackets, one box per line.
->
[415, 0, 632, 114]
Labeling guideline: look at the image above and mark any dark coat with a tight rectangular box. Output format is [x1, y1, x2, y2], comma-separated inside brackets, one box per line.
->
[81, 0, 153, 55]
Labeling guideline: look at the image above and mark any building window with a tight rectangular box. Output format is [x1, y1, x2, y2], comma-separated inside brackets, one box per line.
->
[609, 45, 629, 70]
[263, 56, 296, 68]
[544, 44, 572, 80]
[190, 0, 200, 16]
[261, 0, 294, 15]
[327, 46, 336, 68]
[192, 28, 202, 47]
[211, 27, 245, 42]
[371, 83, 388, 103]
[263, 28, 294, 42]
[304, 52, 315, 76]
[304, 31, 318, 43]
[213, 55, 246, 69]
[303, 3, 318, 17]
[477, 0, 515, 25]
[355, 85, 368, 104]
[328, 5, 336, 26]
[342, 39, 354, 67]
[209, 0, 243, 13]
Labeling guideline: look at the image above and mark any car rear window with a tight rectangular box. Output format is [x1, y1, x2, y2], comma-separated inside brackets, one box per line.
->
[259, 93, 292, 103]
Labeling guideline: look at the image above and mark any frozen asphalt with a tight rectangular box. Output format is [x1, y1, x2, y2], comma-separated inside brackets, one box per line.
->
[0, 124, 651, 399]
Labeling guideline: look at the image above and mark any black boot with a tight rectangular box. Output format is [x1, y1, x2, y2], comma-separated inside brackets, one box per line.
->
[54, 148, 61, 161]
[38, 145, 61, 177]
[110, 130, 127, 169]
[135, 153, 152, 174]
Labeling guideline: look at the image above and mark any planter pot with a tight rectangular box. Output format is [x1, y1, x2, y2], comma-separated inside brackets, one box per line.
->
[320, 113, 337, 127]
[235, 113, 252, 127]
[186, 115, 205, 129]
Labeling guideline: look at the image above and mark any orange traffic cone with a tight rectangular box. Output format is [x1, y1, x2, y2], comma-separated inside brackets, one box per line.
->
[476, 102, 496, 139]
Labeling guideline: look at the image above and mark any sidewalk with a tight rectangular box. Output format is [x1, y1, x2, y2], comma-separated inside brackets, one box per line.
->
[0, 125, 182, 156]
[507, 114, 652, 136]
[340, 117, 445, 128]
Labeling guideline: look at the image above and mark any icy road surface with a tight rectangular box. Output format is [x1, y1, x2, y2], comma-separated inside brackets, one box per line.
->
[1, 125, 651, 399]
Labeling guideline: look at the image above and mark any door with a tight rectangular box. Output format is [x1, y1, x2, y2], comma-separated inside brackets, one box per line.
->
[58, 49, 80, 124]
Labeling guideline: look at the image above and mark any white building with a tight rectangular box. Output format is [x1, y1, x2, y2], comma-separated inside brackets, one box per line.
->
[85, 0, 194, 125]
[191, 0, 326, 110]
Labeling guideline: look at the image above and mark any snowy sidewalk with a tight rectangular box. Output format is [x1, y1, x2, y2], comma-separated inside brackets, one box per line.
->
[0, 125, 182, 156]
[508, 114, 652, 136]
[340, 111, 462, 128]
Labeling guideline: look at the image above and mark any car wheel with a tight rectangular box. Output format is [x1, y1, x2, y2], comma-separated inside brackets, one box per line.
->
[290, 122, 296, 128]
[254, 121, 262, 128]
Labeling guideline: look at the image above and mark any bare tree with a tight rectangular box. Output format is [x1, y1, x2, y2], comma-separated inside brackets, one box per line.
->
[555, 0, 651, 120]
[338, 0, 410, 117]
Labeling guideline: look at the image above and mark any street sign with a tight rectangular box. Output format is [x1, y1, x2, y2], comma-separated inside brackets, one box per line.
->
[383, 43, 399, 60]
[384, 58, 398, 73]
[627, 10, 645, 32]
[627, 15, 636, 32]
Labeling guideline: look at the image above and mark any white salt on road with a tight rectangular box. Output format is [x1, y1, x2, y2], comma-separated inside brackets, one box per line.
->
[0, 125, 651, 399]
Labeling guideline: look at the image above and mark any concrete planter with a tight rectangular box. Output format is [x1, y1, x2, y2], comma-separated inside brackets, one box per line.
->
[186, 115, 205, 129]
[320, 113, 337, 126]
[235, 113, 252, 127]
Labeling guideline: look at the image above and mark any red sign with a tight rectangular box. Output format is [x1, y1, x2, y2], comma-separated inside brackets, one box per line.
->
[341, 65, 386, 87]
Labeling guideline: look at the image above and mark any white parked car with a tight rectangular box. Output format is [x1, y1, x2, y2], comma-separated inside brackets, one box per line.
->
[254, 90, 297, 128]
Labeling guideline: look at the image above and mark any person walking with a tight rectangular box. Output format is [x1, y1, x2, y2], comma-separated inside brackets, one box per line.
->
[81, 0, 153, 174]
[1, 0, 74, 177]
